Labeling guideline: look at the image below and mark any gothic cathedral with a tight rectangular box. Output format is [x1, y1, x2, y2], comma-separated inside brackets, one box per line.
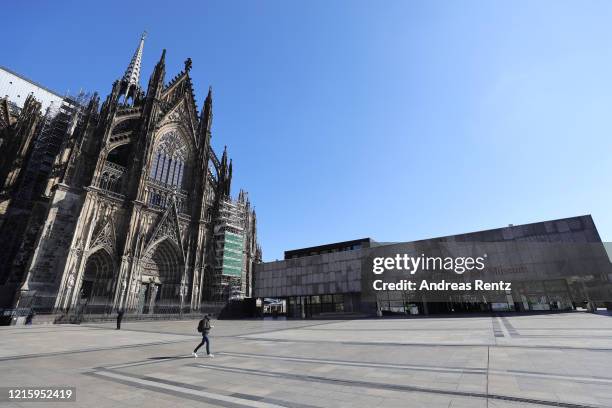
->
[0, 34, 261, 317]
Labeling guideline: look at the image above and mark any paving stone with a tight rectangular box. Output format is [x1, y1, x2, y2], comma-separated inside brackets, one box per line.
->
[1, 314, 611, 407]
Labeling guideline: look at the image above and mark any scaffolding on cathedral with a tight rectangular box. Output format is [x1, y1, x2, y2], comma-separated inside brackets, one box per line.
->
[209, 196, 249, 301]
[22, 92, 91, 201]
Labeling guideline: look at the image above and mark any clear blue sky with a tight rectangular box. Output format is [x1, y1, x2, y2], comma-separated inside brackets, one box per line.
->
[5, 1, 612, 260]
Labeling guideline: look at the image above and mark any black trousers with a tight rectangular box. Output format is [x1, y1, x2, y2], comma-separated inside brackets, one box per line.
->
[194, 334, 210, 354]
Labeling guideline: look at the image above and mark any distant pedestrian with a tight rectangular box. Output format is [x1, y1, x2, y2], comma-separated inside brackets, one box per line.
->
[116, 309, 124, 330]
[25, 310, 35, 325]
[193, 314, 214, 358]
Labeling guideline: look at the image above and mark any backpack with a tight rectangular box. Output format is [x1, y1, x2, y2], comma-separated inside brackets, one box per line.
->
[197, 318, 211, 333]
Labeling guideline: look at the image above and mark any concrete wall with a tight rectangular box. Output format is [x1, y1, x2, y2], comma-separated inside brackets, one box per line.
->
[253, 249, 362, 298]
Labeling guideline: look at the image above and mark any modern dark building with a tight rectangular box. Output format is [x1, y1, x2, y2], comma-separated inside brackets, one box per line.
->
[254, 215, 612, 318]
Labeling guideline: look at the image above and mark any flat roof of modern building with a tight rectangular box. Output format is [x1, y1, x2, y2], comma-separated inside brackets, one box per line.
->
[409, 214, 599, 243]
[281, 215, 601, 261]
[0, 65, 64, 99]
[284, 238, 373, 259]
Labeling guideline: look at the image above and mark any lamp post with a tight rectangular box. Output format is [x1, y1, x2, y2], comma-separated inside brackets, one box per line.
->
[179, 281, 188, 317]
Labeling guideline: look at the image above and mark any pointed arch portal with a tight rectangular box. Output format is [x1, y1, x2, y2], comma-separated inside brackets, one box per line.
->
[80, 249, 115, 314]
[139, 238, 184, 313]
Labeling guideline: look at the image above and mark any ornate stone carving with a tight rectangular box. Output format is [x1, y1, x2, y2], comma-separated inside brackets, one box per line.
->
[67, 273, 75, 288]
[143, 202, 183, 258]
[157, 130, 188, 160]
[90, 218, 116, 254]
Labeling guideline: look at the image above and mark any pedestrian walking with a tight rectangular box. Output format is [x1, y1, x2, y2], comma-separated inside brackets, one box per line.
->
[25, 310, 35, 325]
[116, 309, 124, 330]
[193, 314, 214, 358]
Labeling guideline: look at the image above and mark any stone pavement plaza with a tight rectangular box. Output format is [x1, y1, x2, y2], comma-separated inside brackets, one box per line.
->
[2, 313, 612, 408]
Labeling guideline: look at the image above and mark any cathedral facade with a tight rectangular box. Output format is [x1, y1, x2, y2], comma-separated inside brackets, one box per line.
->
[0, 34, 261, 317]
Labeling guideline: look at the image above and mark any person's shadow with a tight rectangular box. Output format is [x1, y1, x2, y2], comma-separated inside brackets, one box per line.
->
[148, 356, 193, 360]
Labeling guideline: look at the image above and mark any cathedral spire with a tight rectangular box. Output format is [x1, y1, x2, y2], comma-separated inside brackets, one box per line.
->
[119, 32, 146, 103]
[228, 159, 233, 190]
[145, 48, 166, 101]
[221, 145, 228, 168]
[123, 31, 146, 87]
[200, 86, 213, 133]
